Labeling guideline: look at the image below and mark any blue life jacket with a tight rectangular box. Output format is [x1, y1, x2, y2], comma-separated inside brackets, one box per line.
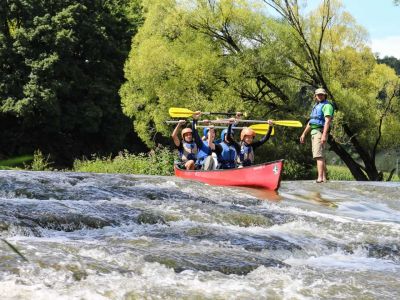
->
[309, 100, 331, 127]
[218, 142, 237, 169]
[179, 141, 198, 162]
[239, 143, 254, 167]
[196, 141, 212, 165]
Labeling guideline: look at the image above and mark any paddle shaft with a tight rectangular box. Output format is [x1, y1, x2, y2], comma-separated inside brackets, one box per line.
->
[166, 122, 272, 131]
[196, 125, 274, 135]
[165, 120, 235, 124]
[169, 107, 245, 118]
[165, 120, 223, 124]
[196, 125, 246, 130]
[204, 112, 242, 116]
[215, 119, 302, 127]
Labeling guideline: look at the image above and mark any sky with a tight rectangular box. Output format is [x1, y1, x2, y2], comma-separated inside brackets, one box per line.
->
[306, 0, 400, 58]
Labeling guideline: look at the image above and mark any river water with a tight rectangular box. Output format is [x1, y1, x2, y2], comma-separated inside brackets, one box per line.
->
[0, 170, 399, 299]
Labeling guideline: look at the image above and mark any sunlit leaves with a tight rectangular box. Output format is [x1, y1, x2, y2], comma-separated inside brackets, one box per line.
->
[122, 0, 400, 161]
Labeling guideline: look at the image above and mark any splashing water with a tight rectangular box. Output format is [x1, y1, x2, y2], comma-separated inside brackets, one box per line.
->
[0, 171, 399, 299]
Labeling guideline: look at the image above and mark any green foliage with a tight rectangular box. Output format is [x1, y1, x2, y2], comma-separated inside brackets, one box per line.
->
[120, 0, 258, 147]
[282, 159, 313, 180]
[327, 165, 356, 181]
[378, 56, 400, 75]
[29, 150, 53, 171]
[73, 147, 176, 176]
[121, 0, 400, 180]
[0, 0, 144, 166]
[327, 165, 400, 182]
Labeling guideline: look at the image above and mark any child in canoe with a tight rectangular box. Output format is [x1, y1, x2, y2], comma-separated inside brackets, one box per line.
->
[237, 120, 274, 167]
[171, 112, 216, 170]
[212, 119, 239, 169]
[192, 113, 218, 170]
[171, 119, 198, 170]
[214, 119, 274, 168]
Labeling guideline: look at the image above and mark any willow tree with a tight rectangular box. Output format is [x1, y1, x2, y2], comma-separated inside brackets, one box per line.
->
[121, 0, 400, 180]
[258, 0, 400, 180]
[120, 0, 248, 146]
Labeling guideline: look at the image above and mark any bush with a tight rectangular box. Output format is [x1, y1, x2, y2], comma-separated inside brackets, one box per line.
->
[73, 146, 176, 176]
[29, 150, 53, 171]
[282, 159, 313, 180]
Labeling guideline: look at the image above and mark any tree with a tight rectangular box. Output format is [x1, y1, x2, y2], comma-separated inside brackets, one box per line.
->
[0, 0, 145, 165]
[121, 0, 400, 180]
[258, 0, 400, 180]
[121, 0, 248, 146]
[378, 56, 400, 75]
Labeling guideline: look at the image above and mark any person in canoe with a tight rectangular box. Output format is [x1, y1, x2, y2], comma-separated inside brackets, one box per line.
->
[237, 120, 274, 167]
[299, 88, 334, 183]
[210, 112, 243, 144]
[171, 119, 198, 170]
[192, 113, 218, 170]
[171, 112, 217, 170]
[212, 119, 239, 169]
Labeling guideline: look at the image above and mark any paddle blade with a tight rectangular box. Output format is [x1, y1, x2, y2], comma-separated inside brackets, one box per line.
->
[253, 128, 275, 136]
[273, 120, 303, 127]
[249, 124, 275, 136]
[169, 107, 195, 118]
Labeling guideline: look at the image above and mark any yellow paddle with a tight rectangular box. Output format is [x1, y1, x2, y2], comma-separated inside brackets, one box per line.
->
[249, 124, 275, 135]
[196, 125, 275, 136]
[169, 107, 246, 118]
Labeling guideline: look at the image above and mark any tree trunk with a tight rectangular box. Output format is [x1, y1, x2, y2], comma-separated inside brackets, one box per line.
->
[328, 137, 369, 181]
[342, 124, 381, 180]
[387, 168, 396, 182]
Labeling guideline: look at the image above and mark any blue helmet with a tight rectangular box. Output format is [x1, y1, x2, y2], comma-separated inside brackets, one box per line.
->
[203, 127, 209, 138]
[221, 129, 228, 141]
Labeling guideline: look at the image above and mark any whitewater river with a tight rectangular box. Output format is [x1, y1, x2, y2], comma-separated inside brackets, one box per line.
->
[0, 171, 399, 299]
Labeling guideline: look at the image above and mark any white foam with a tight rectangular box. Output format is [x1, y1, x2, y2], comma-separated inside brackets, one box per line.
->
[285, 251, 400, 272]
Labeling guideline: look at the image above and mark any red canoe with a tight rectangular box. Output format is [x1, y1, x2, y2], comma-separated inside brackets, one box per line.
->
[174, 160, 284, 191]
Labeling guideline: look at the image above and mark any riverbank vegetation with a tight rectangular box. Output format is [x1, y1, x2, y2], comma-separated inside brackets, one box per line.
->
[1, 0, 400, 181]
[2, 149, 399, 182]
[73, 147, 175, 176]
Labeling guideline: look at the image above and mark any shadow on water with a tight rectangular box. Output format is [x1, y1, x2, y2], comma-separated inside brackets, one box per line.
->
[235, 185, 337, 209]
[235, 186, 282, 202]
[291, 191, 338, 208]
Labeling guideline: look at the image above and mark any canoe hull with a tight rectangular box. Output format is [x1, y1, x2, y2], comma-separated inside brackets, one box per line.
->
[174, 160, 284, 191]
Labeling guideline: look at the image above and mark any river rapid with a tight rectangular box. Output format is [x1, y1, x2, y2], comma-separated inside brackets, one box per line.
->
[0, 170, 399, 299]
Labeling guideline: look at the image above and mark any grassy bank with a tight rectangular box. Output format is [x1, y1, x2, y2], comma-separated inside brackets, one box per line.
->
[0, 155, 33, 170]
[327, 165, 400, 181]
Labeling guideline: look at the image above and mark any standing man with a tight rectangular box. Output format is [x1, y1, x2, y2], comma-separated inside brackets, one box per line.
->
[300, 88, 334, 183]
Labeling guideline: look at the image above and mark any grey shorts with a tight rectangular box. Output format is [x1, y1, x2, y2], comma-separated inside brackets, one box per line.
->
[311, 130, 325, 159]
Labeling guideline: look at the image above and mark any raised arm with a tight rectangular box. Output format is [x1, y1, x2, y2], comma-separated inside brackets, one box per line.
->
[226, 122, 241, 153]
[252, 120, 274, 149]
[171, 120, 186, 146]
[192, 120, 203, 148]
